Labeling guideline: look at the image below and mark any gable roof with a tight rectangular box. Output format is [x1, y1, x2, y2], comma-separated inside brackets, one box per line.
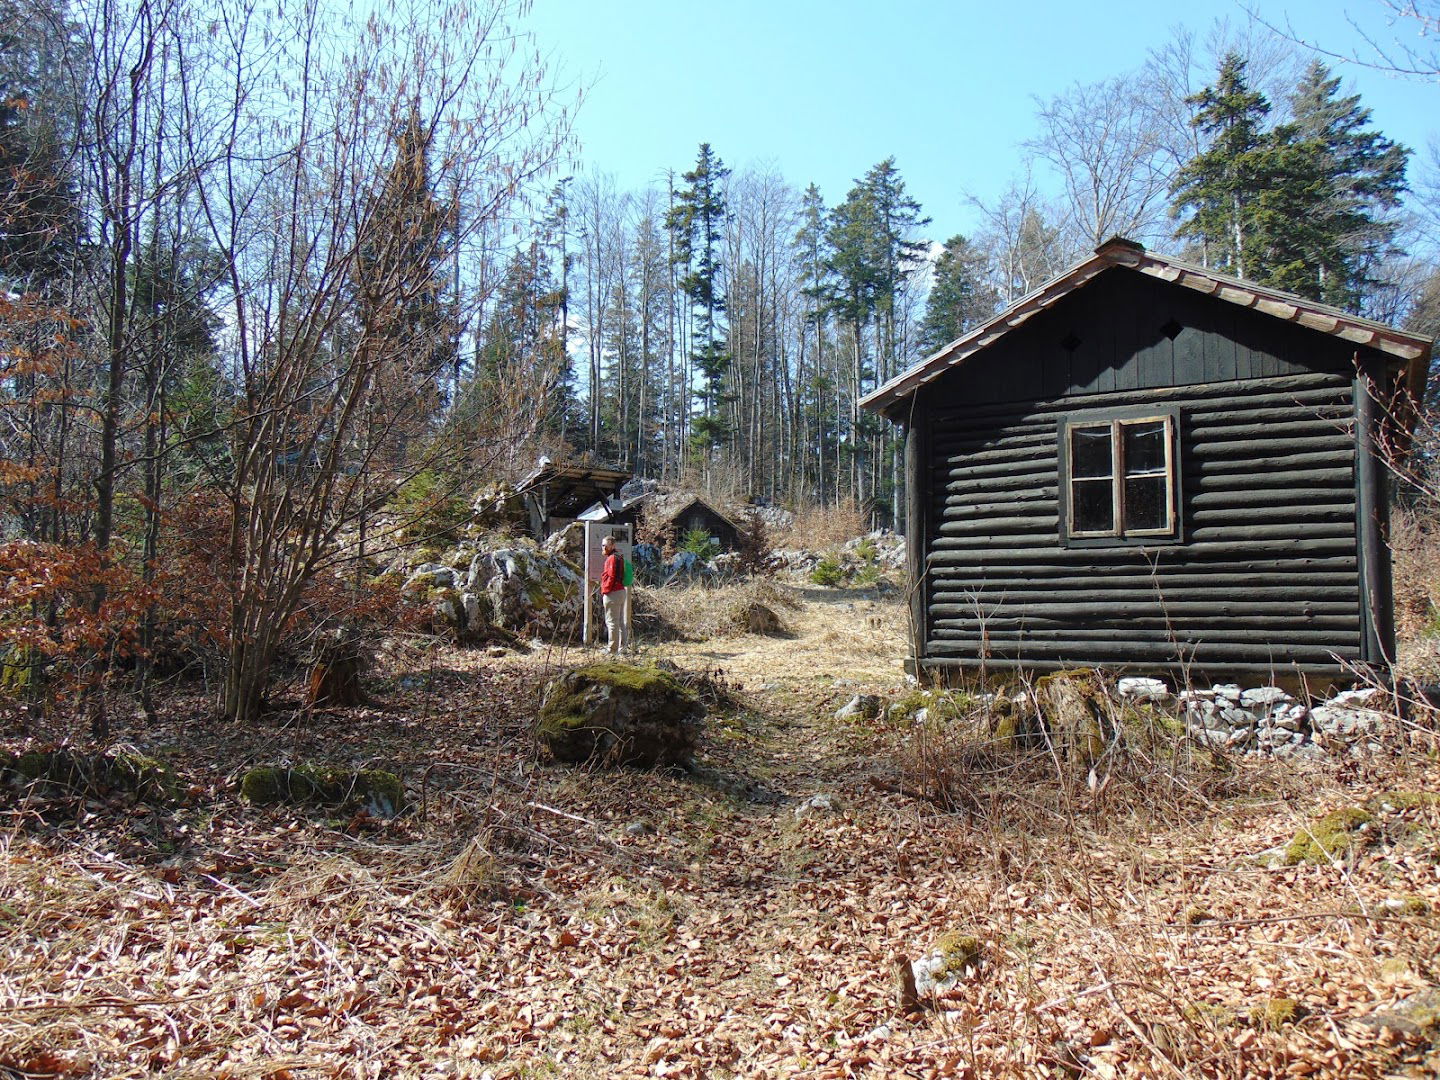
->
[860, 237, 1433, 420]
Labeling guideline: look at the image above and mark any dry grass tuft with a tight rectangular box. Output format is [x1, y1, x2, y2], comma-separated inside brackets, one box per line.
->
[1393, 507, 1440, 682]
[644, 579, 802, 641]
[1393, 507, 1440, 643]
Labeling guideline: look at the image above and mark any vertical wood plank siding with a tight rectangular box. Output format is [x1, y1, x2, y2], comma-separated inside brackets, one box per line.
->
[912, 269, 1374, 673]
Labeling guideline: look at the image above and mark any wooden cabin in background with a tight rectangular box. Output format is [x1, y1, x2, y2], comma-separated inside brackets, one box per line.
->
[648, 495, 744, 553]
[861, 237, 1432, 681]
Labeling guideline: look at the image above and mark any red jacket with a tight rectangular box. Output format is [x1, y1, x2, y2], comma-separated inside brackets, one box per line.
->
[600, 551, 625, 594]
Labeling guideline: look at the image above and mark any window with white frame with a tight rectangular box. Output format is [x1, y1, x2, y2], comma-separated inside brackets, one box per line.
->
[1062, 412, 1177, 542]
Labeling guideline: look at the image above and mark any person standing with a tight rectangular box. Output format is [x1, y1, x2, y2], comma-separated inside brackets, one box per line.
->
[600, 534, 629, 655]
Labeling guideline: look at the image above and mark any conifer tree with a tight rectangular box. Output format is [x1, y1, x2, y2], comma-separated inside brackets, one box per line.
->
[1280, 59, 1409, 308]
[794, 183, 834, 498]
[666, 143, 730, 455]
[0, 0, 80, 287]
[356, 108, 458, 409]
[826, 159, 929, 510]
[918, 234, 997, 355]
[1172, 54, 1409, 311]
[1169, 53, 1273, 279]
[467, 241, 570, 451]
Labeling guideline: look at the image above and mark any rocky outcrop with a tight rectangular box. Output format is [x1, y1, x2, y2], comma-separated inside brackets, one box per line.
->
[403, 538, 582, 642]
[771, 530, 907, 583]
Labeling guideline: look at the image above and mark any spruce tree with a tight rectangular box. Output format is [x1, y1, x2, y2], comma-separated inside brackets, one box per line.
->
[665, 143, 731, 455]
[1281, 60, 1409, 308]
[859, 159, 930, 395]
[0, 0, 80, 288]
[826, 159, 929, 511]
[1170, 53, 1274, 279]
[794, 183, 834, 497]
[918, 234, 997, 354]
[1171, 55, 1409, 311]
[356, 109, 458, 405]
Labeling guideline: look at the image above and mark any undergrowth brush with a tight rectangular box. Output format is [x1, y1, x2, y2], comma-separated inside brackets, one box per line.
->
[773, 499, 868, 549]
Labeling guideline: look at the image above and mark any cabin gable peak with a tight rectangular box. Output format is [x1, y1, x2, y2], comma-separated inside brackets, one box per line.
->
[861, 238, 1432, 420]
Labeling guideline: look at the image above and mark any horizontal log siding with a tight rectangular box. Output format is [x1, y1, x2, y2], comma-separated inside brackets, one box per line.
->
[923, 371, 1360, 671]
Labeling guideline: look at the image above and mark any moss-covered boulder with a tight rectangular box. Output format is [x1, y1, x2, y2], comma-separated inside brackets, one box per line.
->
[537, 662, 702, 769]
[239, 765, 405, 816]
[1, 748, 175, 801]
[912, 931, 984, 996]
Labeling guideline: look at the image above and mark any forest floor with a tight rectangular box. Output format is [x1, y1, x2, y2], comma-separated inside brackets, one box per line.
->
[3, 580, 1440, 1079]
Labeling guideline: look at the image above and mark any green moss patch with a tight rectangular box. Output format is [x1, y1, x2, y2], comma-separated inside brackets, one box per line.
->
[1370, 895, 1431, 918]
[0, 644, 42, 696]
[240, 764, 405, 816]
[934, 931, 983, 976]
[1366, 791, 1440, 814]
[1285, 806, 1374, 865]
[1182, 1002, 1240, 1029]
[1248, 998, 1307, 1029]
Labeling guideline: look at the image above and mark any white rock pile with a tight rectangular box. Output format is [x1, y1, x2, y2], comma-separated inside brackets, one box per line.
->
[1121, 681, 1391, 759]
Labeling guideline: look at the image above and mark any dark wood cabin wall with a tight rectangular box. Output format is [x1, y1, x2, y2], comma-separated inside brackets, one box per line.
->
[921, 371, 1361, 671]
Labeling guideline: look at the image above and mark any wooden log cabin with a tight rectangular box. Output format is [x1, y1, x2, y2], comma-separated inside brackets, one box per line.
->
[860, 238, 1432, 681]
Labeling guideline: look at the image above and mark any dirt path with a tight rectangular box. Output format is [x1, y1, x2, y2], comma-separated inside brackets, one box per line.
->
[529, 582, 910, 690]
[515, 581, 911, 793]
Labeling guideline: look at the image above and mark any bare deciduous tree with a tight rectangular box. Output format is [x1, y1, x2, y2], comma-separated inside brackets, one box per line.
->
[170, 0, 570, 722]
[1026, 74, 1170, 249]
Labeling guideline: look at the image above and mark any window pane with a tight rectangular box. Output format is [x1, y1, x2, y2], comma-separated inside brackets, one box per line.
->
[1072, 479, 1114, 533]
[1124, 476, 1169, 531]
[1070, 425, 1112, 479]
[1123, 420, 1167, 475]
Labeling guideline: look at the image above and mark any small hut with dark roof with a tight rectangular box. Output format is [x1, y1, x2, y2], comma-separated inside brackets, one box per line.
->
[861, 237, 1431, 681]
[647, 495, 744, 553]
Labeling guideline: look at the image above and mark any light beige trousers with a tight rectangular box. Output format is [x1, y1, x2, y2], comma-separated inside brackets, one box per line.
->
[602, 589, 629, 653]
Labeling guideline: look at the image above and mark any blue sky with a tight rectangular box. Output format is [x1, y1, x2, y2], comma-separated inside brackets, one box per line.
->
[521, 0, 1437, 246]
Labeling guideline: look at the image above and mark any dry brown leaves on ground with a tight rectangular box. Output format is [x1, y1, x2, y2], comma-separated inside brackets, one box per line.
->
[1, 605, 1439, 1079]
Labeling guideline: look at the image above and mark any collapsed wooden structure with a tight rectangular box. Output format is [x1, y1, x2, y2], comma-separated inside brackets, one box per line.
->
[514, 462, 631, 539]
[861, 237, 1432, 679]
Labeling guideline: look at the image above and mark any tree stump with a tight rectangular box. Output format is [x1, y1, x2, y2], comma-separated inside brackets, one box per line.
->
[306, 633, 367, 707]
[1035, 669, 1115, 764]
